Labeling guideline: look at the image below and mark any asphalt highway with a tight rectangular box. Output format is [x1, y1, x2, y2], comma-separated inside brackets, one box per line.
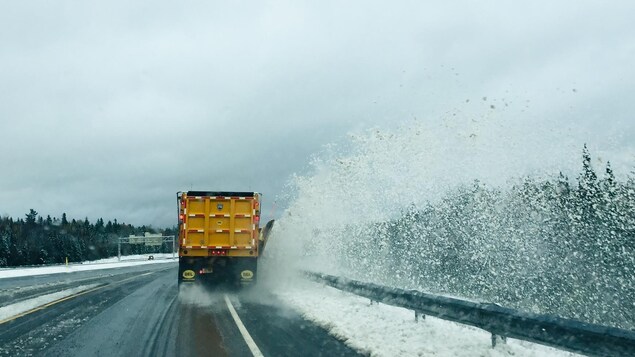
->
[0, 264, 362, 357]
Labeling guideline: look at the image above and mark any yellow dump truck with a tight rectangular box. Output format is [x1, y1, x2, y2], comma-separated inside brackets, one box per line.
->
[177, 191, 274, 286]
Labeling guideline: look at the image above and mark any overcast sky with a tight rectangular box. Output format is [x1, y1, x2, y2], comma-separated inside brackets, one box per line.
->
[1, 1, 634, 227]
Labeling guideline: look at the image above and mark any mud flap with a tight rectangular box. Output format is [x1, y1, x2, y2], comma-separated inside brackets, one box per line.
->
[236, 258, 258, 287]
[178, 258, 198, 286]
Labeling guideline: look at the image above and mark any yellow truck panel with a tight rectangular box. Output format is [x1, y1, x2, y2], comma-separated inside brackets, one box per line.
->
[182, 196, 257, 249]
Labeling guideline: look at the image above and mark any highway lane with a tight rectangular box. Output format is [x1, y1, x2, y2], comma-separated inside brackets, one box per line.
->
[0, 262, 176, 308]
[0, 265, 362, 357]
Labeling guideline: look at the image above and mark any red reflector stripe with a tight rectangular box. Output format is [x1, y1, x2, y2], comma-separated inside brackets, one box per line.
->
[181, 245, 252, 249]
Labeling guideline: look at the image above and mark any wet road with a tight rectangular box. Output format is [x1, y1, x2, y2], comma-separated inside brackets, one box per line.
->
[0, 264, 362, 357]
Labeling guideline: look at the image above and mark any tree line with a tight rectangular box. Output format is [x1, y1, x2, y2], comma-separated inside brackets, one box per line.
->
[336, 145, 634, 330]
[0, 213, 176, 267]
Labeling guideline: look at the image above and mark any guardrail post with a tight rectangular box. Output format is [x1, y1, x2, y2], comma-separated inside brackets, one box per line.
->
[491, 334, 507, 348]
[415, 311, 425, 322]
[172, 235, 176, 259]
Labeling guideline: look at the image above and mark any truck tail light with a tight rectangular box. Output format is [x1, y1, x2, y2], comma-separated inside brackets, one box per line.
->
[254, 215, 260, 224]
[179, 214, 185, 222]
[211, 250, 227, 256]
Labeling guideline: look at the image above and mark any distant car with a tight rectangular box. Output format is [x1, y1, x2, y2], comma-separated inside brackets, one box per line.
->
[148, 255, 154, 260]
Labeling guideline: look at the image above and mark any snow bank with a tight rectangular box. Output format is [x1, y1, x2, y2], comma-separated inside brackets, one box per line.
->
[0, 284, 100, 322]
[0, 254, 176, 280]
[275, 281, 582, 357]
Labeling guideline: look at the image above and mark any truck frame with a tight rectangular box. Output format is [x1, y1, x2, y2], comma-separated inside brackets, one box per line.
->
[177, 191, 273, 287]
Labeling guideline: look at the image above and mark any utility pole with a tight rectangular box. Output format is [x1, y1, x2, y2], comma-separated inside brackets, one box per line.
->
[172, 235, 176, 259]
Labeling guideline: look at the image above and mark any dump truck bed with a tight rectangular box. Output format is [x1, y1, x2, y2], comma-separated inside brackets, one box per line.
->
[179, 191, 261, 257]
[177, 191, 273, 286]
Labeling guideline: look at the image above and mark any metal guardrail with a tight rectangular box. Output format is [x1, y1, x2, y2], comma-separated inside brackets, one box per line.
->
[304, 271, 635, 357]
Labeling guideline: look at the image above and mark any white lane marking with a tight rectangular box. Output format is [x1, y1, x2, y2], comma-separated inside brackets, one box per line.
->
[224, 294, 264, 357]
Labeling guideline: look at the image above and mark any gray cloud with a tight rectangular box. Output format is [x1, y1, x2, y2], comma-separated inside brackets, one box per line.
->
[1, 1, 634, 226]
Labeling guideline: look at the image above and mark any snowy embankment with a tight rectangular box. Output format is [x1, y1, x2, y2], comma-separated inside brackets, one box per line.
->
[0, 284, 100, 323]
[275, 281, 582, 357]
[0, 253, 176, 280]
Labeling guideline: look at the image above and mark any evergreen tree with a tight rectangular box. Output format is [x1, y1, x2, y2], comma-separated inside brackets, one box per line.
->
[25, 209, 38, 225]
[577, 144, 599, 207]
[0, 224, 11, 267]
[0, 211, 161, 266]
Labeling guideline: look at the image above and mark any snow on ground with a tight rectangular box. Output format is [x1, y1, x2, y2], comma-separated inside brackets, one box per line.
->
[0, 253, 176, 280]
[275, 281, 582, 357]
[0, 284, 100, 322]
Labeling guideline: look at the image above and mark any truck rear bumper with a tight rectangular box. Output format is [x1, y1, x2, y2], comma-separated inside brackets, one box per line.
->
[178, 257, 257, 287]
